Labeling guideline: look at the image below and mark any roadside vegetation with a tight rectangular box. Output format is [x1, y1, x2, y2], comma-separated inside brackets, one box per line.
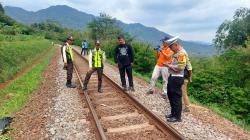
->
[0, 37, 50, 83]
[0, 1, 249, 132]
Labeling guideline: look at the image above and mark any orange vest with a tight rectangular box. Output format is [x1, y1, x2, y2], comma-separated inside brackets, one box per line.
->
[156, 47, 173, 67]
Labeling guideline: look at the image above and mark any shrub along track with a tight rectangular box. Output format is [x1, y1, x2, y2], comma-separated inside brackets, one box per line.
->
[73, 48, 185, 140]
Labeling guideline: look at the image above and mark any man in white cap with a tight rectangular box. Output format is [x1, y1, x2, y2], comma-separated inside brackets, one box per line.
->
[164, 36, 187, 122]
[82, 40, 106, 93]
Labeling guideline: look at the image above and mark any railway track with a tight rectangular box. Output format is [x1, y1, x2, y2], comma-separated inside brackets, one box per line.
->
[72, 48, 185, 140]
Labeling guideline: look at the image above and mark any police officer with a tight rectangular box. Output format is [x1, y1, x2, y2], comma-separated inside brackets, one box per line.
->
[164, 36, 187, 122]
[62, 36, 76, 88]
[82, 40, 106, 93]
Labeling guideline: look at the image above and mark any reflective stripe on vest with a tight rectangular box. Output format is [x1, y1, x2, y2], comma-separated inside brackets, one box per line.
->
[92, 49, 102, 68]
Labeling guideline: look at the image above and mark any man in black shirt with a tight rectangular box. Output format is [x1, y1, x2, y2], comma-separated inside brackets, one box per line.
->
[114, 35, 135, 91]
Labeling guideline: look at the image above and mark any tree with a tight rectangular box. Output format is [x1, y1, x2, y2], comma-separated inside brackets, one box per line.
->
[0, 3, 4, 14]
[88, 13, 123, 41]
[213, 7, 250, 49]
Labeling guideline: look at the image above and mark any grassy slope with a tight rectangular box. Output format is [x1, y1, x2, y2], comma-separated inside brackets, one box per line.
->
[0, 46, 55, 117]
[0, 35, 50, 83]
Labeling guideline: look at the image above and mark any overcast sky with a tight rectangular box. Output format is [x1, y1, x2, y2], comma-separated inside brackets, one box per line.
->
[1, 0, 250, 42]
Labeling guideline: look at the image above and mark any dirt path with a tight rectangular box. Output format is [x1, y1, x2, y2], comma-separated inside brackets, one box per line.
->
[8, 46, 95, 139]
[8, 47, 58, 139]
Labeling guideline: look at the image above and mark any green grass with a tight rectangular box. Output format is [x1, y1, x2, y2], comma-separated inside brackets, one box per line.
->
[0, 135, 9, 140]
[0, 35, 50, 83]
[0, 46, 55, 117]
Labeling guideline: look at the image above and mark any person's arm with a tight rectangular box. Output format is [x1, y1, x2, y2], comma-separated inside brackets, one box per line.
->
[160, 48, 172, 59]
[88, 50, 92, 69]
[166, 53, 186, 72]
[161, 52, 172, 59]
[103, 51, 106, 63]
[129, 44, 134, 63]
[185, 52, 192, 82]
[157, 51, 160, 58]
[62, 45, 67, 64]
[114, 46, 118, 63]
[188, 70, 192, 82]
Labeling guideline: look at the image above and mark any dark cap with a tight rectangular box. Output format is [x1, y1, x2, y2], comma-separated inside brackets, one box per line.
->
[160, 35, 172, 42]
[117, 35, 125, 40]
[95, 40, 100, 44]
[67, 36, 74, 41]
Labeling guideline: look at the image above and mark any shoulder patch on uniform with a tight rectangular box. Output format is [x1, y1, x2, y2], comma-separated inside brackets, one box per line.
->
[178, 53, 185, 61]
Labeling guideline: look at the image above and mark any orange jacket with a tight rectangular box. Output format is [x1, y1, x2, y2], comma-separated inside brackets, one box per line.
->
[156, 46, 173, 67]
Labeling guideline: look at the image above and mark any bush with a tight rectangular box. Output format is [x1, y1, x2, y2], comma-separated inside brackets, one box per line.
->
[189, 48, 250, 125]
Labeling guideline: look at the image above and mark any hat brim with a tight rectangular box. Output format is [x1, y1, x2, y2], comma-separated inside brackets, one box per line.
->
[166, 36, 179, 45]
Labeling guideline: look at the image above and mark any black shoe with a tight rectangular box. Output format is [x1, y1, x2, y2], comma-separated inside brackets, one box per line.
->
[161, 94, 167, 99]
[129, 87, 135, 92]
[146, 90, 153, 95]
[98, 89, 103, 93]
[167, 117, 182, 122]
[82, 86, 87, 91]
[66, 83, 76, 88]
[122, 86, 127, 91]
[165, 114, 173, 118]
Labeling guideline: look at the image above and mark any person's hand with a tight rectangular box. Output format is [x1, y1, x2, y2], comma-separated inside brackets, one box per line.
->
[131, 62, 134, 66]
[88, 67, 93, 71]
[189, 76, 193, 83]
[63, 63, 67, 70]
[163, 63, 170, 67]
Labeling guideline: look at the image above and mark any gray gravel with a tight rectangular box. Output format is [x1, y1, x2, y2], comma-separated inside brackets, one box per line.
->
[74, 47, 231, 140]
[103, 62, 230, 140]
[45, 57, 95, 140]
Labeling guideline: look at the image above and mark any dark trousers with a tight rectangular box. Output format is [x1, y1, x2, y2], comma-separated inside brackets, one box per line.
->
[118, 65, 133, 88]
[81, 48, 88, 55]
[67, 62, 73, 84]
[167, 76, 184, 120]
[83, 68, 103, 90]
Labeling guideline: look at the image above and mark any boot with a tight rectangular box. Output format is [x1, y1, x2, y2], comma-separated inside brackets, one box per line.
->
[146, 90, 153, 95]
[66, 80, 76, 88]
[129, 86, 135, 92]
[82, 85, 87, 91]
[98, 88, 103, 93]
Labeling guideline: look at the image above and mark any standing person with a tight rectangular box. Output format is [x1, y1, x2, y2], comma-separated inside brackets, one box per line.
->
[164, 36, 187, 122]
[81, 40, 88, 55]
[82, 40, 106, 93]
[114, 35, 135, 91]
[146, 36, 173, 98]
[182, 60, 192, 112]
[62, 36, 76, 88]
